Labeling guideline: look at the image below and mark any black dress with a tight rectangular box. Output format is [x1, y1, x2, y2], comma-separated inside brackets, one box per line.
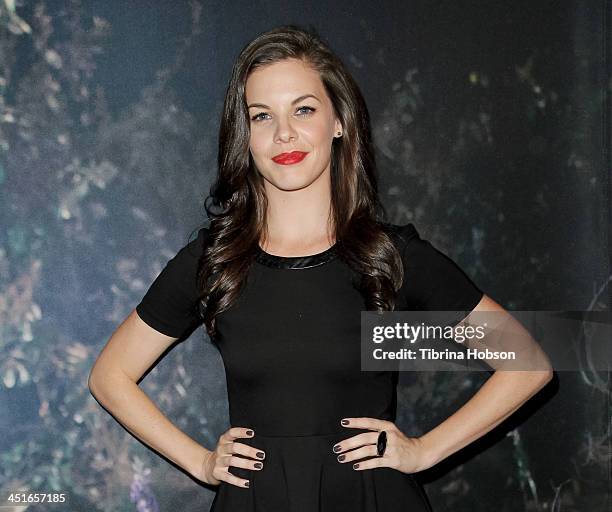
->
[136, 223, 484, 512]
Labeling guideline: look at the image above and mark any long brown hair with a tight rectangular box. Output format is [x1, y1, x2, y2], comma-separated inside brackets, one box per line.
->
[196, 24, 404, 343]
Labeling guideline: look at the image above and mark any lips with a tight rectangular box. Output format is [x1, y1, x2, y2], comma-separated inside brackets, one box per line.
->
[271, 151, 309, 165]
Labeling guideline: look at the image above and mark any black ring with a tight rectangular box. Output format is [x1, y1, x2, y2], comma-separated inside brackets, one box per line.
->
[377, 430, 387, 456]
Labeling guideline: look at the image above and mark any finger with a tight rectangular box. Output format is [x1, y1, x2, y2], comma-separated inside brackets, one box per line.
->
[341, 417, 393, 431]
[232, 441, 266, 460]
[227, 454, 264, 471]
[224, 426, 255, 441]
[336, 443, 378, 464]
[352, 456, 388, 471]
[217, 469, 251, 489]
[216, 453, 261, 471]
[333, 431, 379, 454]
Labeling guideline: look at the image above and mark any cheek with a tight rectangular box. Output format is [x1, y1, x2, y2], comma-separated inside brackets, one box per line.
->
[302, 123, 331, 147]
[249, 132, 267, 157]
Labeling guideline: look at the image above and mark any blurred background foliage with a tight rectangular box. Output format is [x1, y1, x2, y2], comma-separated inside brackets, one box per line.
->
[0, 0, 609, 511]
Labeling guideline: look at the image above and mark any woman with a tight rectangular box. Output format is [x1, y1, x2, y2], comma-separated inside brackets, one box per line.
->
[89, 24, 553, 511]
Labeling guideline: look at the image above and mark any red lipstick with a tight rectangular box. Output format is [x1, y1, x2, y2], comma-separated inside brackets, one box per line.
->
[271, 151, 309, 165]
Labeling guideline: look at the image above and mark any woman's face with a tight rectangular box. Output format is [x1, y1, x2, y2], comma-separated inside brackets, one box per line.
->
[245, 58, 342, 192]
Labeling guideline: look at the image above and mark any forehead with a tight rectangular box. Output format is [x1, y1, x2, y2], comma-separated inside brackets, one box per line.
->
[245, 59, 325, 102]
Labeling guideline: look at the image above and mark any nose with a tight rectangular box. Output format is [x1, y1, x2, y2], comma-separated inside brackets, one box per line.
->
[274, 119, 297, 143]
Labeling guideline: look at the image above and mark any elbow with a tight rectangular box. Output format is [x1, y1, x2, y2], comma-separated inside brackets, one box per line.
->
[533, 352, 554, 387]
[88, 365, 107, 403]
[539, 356, 554, 384]
[535, 367, 554, 389]
[88, 369, 100, 399]
[88, 371, 113, 410]
[88, 363, 135, 406]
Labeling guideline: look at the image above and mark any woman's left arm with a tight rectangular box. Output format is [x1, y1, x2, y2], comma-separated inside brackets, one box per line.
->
[417, 293, 554, 469]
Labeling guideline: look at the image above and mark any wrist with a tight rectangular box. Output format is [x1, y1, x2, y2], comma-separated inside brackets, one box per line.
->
[417, 433, 443, 469]
[188, 445, 212, 481]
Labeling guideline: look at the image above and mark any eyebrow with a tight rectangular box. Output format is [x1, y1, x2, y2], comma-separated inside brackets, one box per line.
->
[247, 94, 321, 109]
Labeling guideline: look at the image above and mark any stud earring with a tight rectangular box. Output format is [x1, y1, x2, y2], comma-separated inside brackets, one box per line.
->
[336, 131, 342, 137]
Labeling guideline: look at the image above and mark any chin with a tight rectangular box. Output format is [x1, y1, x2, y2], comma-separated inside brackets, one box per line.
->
[263, 171, 318, 191]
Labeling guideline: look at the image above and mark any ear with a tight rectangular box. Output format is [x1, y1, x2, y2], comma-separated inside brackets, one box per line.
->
[334, 118, 343, 135]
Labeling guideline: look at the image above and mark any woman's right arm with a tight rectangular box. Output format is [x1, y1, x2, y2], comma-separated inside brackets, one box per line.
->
[88, 308, 213, 482]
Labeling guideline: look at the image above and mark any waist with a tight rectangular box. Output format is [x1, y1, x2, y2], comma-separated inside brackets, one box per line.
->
[229, 409, 395, 437]
[226, 373, 398, 436]
[239, 430, 348, 438]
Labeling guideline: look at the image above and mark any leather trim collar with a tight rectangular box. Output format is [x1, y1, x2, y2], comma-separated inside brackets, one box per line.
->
[255, 244, 338, 269]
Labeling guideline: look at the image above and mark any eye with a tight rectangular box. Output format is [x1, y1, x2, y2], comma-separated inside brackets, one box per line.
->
[250, 106, 316, 122]
[251, 112, 269, 122]
[296, 106, 316, 116]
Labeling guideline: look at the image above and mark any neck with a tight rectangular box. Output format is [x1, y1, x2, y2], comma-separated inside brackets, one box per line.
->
[261, 170, 335, 247]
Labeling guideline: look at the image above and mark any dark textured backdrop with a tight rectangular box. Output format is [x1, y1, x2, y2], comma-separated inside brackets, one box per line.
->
[0, 1, 609, 511]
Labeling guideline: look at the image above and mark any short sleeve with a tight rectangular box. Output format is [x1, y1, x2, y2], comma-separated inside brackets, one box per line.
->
[394, 223, 484, 312]
[135, 227, 209, 338]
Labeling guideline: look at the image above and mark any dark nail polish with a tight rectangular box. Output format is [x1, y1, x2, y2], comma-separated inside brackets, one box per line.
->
[337, 454, 345, 462]
[244, 481, 250, 487]
[256, 451, 265, 459]
[341, 419, 349, 426]
[254, 462, 262, 469]
[333, 445, 341, 453]
[246, 430, 254, 436]
[353, 463, 359, 469]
